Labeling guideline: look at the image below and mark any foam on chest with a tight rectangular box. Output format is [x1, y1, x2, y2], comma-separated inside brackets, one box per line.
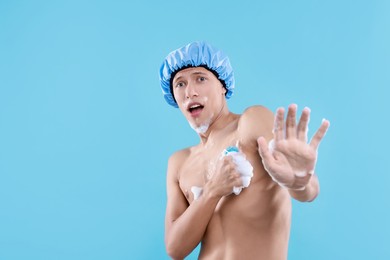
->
[178, 150, 219, 202]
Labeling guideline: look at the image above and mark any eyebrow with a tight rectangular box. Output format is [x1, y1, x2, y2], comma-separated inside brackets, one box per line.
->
[173, 71, 208, 83]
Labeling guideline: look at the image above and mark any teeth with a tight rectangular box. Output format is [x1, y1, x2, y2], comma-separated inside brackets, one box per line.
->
[190, 105, 201, 109]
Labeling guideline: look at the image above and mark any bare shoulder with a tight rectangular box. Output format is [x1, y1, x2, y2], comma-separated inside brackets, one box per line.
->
[242, 105, 273, 119]
[169, 148, 190, 165]
[167, 147, 191, 181]
[238, 105, 274, 143]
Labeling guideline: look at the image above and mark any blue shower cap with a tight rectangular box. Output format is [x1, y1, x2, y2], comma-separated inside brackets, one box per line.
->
[159, 41, 235, 108]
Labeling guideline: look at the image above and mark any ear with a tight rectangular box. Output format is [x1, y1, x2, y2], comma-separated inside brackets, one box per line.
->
[222, 85, 227, 95]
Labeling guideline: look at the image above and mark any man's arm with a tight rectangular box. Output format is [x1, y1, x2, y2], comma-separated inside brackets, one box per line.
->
[240, 104, 329, 202]
[165, 151, 242, 259]
[287, 173, 320, 202]
[256, 104, 330, 202]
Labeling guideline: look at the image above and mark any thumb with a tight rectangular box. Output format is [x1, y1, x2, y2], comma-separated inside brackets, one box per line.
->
[257, 136, 274, 164]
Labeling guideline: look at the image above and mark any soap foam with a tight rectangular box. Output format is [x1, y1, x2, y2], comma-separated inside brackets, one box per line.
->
[183, 97, 212, 134]
[191, 146, 254, 200]
[191, 186, 203, 200]
[223, 146, 254, 195]
[189, 120, 211, 134]
[268, 139, 275, 153]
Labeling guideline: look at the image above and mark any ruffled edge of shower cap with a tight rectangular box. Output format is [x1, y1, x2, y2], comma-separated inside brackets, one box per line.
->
[159, 41, 235, 108]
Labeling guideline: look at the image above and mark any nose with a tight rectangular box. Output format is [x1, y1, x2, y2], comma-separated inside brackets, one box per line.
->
[185, 82, 198, 99]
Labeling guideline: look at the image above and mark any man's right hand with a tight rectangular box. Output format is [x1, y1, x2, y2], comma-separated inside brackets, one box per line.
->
[204, 156, 243, 199]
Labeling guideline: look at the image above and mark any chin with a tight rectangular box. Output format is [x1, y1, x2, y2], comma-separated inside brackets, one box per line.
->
[189, 120, 211, 134]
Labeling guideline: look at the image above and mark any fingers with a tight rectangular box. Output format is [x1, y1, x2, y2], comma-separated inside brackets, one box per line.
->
[274, 107, 285, 142]
[285, 104, 297, 139]
[232, 173, 243, 187]
[273, 104, 329, 148]
[310, 119, 330, 149]
[221, 156, 235, 170]
[220, 157, 243, 192]
[297, 107, 310, 141]
[257, 136, 275, 166]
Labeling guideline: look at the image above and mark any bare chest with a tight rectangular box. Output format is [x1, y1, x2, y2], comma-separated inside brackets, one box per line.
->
[178, 132, 242, 203]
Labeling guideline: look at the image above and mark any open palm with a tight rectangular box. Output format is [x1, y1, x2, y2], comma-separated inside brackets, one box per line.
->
[258, 104, 330, 190]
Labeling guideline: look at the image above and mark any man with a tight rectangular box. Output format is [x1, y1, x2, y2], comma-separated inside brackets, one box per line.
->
[159, 41, 330, 260]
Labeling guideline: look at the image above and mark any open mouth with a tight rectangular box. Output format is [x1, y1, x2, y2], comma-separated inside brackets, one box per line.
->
[187, 103, 204, 116]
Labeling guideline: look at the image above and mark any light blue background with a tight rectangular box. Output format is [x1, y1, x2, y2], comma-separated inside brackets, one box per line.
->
[0, 0, 389, 259]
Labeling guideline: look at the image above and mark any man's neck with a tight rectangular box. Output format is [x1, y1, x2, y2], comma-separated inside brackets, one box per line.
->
[198, 110, 234, 145]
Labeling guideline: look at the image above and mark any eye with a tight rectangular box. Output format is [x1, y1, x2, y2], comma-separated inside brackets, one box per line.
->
[198, 76, 206, 82]
[176, 82, 185, 88]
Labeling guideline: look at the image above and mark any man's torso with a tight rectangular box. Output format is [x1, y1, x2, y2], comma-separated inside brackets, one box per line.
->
[176, 111, 291, 260]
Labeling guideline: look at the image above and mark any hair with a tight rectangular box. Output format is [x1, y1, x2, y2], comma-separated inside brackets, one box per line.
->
[169, 65, 228, 103]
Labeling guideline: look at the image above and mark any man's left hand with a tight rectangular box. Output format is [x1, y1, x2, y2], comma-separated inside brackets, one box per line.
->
[257, 104, 330, 190]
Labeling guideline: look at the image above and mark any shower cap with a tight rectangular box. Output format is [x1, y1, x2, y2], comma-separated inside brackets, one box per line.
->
[159, 41, 235, 108]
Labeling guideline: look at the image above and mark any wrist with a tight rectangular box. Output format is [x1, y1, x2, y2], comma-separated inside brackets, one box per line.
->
[288, 174, 319, 202]
[287, 170, 316, 190]
[288, 185, 306, 191]
[203, 182, 223, 201]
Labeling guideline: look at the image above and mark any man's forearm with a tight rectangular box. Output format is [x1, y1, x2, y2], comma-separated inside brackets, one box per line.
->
[288, 174, 320, 202]
[166, 191, 220, 259]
